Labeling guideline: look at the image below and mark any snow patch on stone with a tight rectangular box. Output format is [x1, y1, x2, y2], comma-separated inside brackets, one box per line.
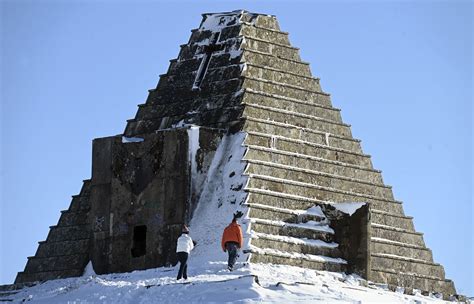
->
[251, 218, 334, 234]
[82, 261, 96, 277]
[250, 245, 347, 264]
[330, 202, 366, 216]
[252, 232, 338, 248]
[122, 136, 144, 143]
[200, 11, 243, 32]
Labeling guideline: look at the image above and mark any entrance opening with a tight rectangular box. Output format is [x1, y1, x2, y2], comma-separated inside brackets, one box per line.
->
[131, 225, 147, 258]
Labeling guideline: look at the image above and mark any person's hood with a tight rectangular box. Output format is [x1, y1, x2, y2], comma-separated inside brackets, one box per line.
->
[228, 222, 240, 228]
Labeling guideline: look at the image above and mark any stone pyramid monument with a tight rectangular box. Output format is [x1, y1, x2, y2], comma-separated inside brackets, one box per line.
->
[13, 10, 457, 298]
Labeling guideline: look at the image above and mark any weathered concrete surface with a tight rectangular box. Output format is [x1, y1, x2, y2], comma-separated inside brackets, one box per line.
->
[89, 128, 223, 274]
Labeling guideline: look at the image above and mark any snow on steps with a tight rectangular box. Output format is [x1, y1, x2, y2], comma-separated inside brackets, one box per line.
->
[249, 247, 346, 273]
[251, 232, 341, 258]
[245, 188, 348, 274]
[246, 201, 328, 223]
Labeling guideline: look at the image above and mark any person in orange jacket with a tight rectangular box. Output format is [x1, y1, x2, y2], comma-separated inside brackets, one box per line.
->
[221, 212, 243, 271]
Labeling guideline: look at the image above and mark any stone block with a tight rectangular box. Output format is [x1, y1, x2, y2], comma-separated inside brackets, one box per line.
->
[245, 162, 392, 200]
[24, 254, 88, 273]
[251, 237, 340, 258]
[371, 212, 415, 231]
[244, 147, 383, 184]
[242, 105, 352, 137]
[250, 252, 345, 272]
[241, 51, 310, 76]
[371, 255, 445, 278]
[35, 239, 90, 258]
[371, 226, 425, 247]
[250, 221, 333, 242]
[46, 225, 90, 243]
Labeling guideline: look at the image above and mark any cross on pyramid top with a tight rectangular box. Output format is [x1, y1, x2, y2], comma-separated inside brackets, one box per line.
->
[192, 32, 224, 90]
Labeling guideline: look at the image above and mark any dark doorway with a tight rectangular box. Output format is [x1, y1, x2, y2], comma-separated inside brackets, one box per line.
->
[131, 225, 147, 257]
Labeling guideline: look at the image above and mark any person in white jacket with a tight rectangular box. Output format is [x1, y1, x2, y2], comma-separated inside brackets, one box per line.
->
[176, 225, 194, 280]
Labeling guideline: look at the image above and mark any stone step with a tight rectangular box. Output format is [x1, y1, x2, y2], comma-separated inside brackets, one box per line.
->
[245, 183, 405, 216]
[245, 15, 281, 31]
[68, 181, 91, 213]
[243, 87, 339, 121]
[243, 104, 351, 137]
[167, 52, 241, 76]
[246, 174, 404, 214]
[125, 104, 244, 136]
[156, 64, 242, 91]
[188, 22, 241, 44]
[371, 253, 445, 279]
[244, 131, 372, 167]
[249, 248, 346, 272]
[244, 83, 332, 108]
[35, 238, 90, 258]
[242, 36, 301, 62]
[167, 57, 201, 75]
[145, 76, 242, 106]
[371, 253, 445, 280]
[57, 211, 89, 227]
[250, 218, 334, 243]
[242, 76, 331, 107]
[242, 63, 321, 93]
[371, 209, 415, 231]
[15, 268, 84, 284]
[370, 269, 456, 298]
[246, 189, 320, 210]
[251, 232, 341, 258]
[244, 118, 363, 153]
[46, 225, 90, 243]
[143, 85, 242, 107]
[68, 195, 91, 213]
[241, 49, 311, 77]
[371, 224, 425, 247]
[245, 160, 393, 200]
[244, 145, 383, 184]
[24, 253, 88, 274]
[241, 23, 292, 48]
[137, 89, 239, 111]
[247, 202, 326, 223]
[135, 92, 241, 122]
[371, 237, 433, 262]
[177, 36, 243, 62]
[246, 188, 411, 233]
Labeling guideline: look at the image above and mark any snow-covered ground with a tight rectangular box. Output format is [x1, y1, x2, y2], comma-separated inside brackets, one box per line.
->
[3, 260, 463, 303]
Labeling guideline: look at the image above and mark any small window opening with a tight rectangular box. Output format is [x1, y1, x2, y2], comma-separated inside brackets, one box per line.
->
[131, 225, 147, 257]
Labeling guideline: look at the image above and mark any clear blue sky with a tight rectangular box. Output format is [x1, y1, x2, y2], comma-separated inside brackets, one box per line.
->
[1, 0, 472, 296]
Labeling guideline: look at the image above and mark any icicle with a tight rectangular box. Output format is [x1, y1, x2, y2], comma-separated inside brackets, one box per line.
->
[325, 132, 330, 146]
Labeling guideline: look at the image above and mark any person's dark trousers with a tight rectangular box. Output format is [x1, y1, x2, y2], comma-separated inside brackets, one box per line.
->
[225, 242, 239, 270]
[176, 252, 189, 280]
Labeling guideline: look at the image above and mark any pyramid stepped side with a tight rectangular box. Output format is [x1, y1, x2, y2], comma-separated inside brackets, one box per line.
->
[235, 13, 456, 296]
[15, 180, 92, 284]
[124, 16, 247, 137]
[11, 10, 456, 296]
[123, 12, 319, 137]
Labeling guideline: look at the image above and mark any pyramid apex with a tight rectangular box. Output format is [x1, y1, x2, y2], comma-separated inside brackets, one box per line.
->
[199, 10, 278, 33]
